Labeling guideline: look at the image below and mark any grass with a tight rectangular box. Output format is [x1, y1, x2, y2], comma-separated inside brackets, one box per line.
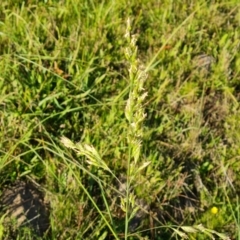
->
[0, 0, 240, 239]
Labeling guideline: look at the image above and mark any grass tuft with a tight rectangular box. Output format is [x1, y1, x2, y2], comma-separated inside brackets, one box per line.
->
[0, 0, 240, 239]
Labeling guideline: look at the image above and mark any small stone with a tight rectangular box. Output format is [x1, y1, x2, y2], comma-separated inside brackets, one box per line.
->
[192, 54, 215, 73]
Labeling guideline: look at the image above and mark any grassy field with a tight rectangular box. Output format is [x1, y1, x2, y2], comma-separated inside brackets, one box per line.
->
[0, 0, 240, 239]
